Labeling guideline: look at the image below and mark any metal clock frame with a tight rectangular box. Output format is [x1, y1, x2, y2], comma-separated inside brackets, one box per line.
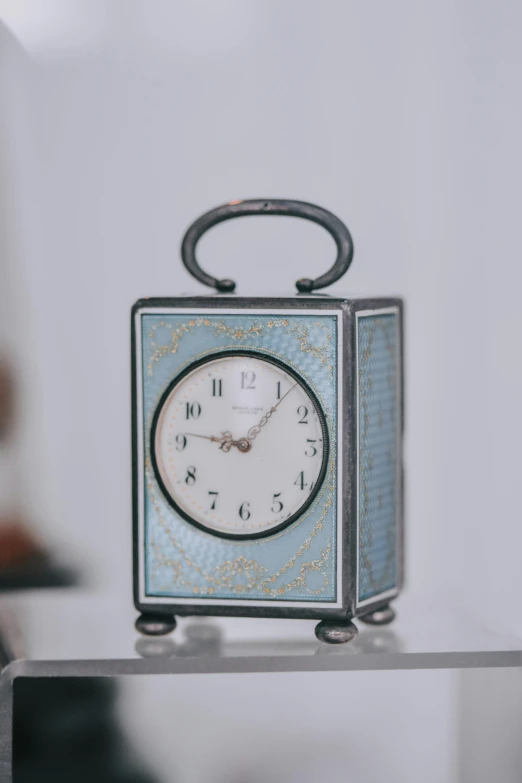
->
[132, 294, 404, 625]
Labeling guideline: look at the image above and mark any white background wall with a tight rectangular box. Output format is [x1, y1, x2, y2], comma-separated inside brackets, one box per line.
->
[1, 2, 521, 781]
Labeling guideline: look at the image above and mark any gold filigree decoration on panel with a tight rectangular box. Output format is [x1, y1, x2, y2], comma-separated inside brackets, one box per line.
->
[147, 317, 333, 375]
[262, 541, 331, 597]
[149, 486, 334, 598]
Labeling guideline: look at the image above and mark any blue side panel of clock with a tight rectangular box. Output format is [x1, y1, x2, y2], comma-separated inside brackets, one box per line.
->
[357, 311, 400, 604]
[141, 313, 339, 603]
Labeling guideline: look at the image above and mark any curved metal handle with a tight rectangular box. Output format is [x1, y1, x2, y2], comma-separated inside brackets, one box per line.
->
[180, 198, 354, 293]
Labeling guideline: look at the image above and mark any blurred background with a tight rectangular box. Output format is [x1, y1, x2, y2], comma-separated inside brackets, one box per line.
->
[1, 1, 521, 781]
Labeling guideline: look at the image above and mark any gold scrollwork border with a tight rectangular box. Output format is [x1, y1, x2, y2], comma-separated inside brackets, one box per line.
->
[149, 484, 334, 599]
[147, 317, 334, 376]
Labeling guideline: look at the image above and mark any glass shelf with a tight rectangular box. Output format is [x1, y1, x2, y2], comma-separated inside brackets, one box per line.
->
[1, 587, 521, 679]
[2, 587, 522, 780]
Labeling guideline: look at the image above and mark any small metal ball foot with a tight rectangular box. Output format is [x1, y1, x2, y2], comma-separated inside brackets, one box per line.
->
[315, 619, 358, 644]
[359, 603, 396, 626]
[135, 613, 177, 636]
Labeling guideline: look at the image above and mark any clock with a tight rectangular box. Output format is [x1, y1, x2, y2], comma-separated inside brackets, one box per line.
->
[132, 199, 404, 643]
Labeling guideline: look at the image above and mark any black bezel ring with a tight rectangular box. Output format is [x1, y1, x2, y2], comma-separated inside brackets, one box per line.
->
[150, 348, 330, 541]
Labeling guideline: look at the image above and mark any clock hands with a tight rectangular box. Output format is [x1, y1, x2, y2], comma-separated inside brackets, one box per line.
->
[184, 431, 251, 453]
[246, 382, 298, 443]
[184, 382, 298, 454]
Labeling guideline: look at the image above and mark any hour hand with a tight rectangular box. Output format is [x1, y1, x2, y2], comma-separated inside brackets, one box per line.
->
[214, 431, 251, 453]
[185, 431, 238, 451]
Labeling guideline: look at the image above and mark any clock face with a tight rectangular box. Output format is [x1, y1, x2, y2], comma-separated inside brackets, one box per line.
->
[151, 351, 329, 539]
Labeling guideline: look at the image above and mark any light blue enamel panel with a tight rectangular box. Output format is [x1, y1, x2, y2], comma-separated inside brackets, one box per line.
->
[140, 312, 339, 603]
[357, 311, 400, 604]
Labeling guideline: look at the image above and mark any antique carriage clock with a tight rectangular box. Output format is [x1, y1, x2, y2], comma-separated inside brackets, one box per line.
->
[132, 199, 404, 643]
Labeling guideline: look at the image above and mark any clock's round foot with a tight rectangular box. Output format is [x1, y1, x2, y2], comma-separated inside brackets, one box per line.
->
[359, 603, 396, 626]
[135, 613, 177, 636]
[315, 619, 358, 644]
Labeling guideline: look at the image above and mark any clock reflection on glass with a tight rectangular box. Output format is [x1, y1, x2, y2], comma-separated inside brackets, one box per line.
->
[151, 352, 329, 540]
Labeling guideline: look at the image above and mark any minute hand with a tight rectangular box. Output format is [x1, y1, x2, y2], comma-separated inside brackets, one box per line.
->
[246, 383, 298, 442]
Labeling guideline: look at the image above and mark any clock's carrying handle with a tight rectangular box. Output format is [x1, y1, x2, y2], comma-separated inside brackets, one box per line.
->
[180, 199, 354, 293]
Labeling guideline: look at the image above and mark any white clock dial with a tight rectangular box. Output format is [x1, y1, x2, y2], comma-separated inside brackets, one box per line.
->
[152, 352, 329, 539]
